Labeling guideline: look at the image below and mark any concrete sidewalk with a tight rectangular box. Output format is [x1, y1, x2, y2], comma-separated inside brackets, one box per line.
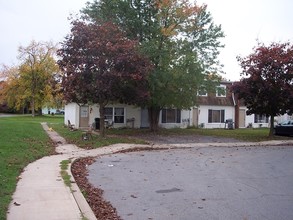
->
[7, 123, 153, 220]
[7, 123, 293, 220]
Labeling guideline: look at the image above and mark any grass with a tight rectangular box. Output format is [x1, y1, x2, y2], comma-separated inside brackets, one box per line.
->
[1, 114, 291, 219]
[60, 160, 72, 188]
[105, 126, 291, 142]
[49, 121, 291, 147]
[0, 115, 146, 219]
[49, 123, 147, 149]
[0, 115, 62, 220]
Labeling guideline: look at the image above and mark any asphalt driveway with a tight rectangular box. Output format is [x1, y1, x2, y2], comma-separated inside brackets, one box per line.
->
[87, 145, 293, 220]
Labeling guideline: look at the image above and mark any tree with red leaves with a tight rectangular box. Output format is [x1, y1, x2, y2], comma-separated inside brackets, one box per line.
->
[58, 20, 151, 137]
[232, 42, 293, 136]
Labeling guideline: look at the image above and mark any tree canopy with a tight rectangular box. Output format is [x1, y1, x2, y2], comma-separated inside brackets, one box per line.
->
[82, 0, 225, 131]
[1, 41, 60, 115]
[57, 20, 151, 136]
[232, 42, 293, 136]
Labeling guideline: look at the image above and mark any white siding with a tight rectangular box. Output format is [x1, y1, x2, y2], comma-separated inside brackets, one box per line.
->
[245, 113, 269, 128]
[64, 103, 79, 127]
[66, 101, 292, 130]
[86, 104, 141, 129]
[159, 109, 192, 129]
[197, 105, 235, 129]
[126, 106, 141, 128]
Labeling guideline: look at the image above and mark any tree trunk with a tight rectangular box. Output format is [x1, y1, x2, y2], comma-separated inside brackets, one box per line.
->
[31, 98, 35, 117]
[99, 103, 106, 137]
[269, 115, 275, 137]
[148, 106, 161, 133]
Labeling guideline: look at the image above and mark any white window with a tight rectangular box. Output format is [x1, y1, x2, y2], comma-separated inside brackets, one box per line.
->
[114, 108, 124, 123]
[104, 107, 113, 120]
[161, 108, 181, 123]
[216, 85, 226, 97]
[254, 114, 269, 123]
[208, 109, 225, 123]
[104, 107, 125, 123]
[198, 87, 207, 96]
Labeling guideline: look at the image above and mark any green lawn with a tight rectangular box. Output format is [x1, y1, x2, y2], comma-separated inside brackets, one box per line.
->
[1, 115, 291, 219]
[0, 115, 61, 220]
[106, 126, 291, 142]
[0, 115, 145, 219]
[49, 123, 147, 149]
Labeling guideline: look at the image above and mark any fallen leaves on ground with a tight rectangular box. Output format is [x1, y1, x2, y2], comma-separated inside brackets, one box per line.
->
[71, 157, 122, 220]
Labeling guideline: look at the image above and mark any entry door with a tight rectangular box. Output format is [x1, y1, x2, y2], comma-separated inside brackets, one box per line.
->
[79, 106, 89, 127]
[193, 108, 198, 127]
[140, 108, 149, 128]
[239, 109, 246, 128]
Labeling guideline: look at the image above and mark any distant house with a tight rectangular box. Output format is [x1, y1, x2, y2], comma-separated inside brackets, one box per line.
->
[42, 107, 64, 115]
[64, 81, 290, 129]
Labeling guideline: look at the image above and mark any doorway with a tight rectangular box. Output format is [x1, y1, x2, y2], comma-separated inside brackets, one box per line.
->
[239, 109, 246, 128]
[193, 108, 199, 127]
[140, 108, 149, 128]
[79, 106, 89, 127]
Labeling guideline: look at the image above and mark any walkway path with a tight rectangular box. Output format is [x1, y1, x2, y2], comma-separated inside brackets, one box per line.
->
[7, 123, 293, 220]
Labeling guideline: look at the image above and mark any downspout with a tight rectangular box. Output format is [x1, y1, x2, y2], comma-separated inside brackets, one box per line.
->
[232, 92, 239, 129]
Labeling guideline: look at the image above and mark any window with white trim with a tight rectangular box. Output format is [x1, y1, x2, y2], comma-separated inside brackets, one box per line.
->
[104, 107, 125, 123]
[254, 114, 269, 123]
[216, 85, 226, 97]
[198, 87, 207, 96]
[208, 109, 225, 123]
[161, 108, 181, 123]
[104, 107, 113, 120]
[114, 108, 124, 123]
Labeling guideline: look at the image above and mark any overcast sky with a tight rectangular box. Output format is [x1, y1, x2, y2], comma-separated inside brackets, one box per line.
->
[1, 0, 292, 81]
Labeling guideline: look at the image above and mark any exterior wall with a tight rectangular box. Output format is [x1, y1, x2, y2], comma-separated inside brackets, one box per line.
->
[65, 102, 191, 129]
[126, 105, 142, 128]
[89, 104, 99, 126]
[90, 104, 192, 128]
[159, 109, 192, 129]
[242, 110, 270, 128]
[233, 109, 292, 128]
[196, 105, 235, 129]
[64, 103, 80, 127]
[86, 103, 141, 129]
[65, 102, 292, 130]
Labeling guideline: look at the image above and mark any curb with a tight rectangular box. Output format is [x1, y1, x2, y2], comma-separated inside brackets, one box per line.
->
[67, 158, 97, 220]
[41, 122, 293, 220]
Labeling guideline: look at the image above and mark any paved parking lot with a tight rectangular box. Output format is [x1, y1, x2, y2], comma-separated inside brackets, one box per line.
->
[88, 145, 293, 220]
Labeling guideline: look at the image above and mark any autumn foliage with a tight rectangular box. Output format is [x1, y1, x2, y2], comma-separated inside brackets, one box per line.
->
[232, 42, 293, 136]
[0, 41, 60, 115]
[58, 20, 151, 136]
[83, 0, 224, 131]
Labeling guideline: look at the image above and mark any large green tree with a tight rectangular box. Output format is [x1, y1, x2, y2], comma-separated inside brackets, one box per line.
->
[83, 0, 225, 131]
[2, 41, 60, 116]
[232, 42, 293, 136]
